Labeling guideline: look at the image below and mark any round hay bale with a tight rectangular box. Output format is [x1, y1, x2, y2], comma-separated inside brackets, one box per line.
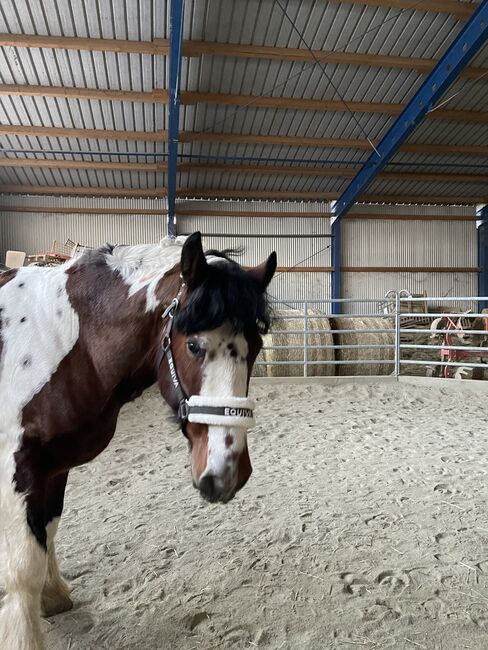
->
[253, 309, 334, 377]
[329, 316, 394, 376]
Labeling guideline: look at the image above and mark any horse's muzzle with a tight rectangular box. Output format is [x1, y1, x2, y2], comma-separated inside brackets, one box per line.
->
[198, 473, 236, 504]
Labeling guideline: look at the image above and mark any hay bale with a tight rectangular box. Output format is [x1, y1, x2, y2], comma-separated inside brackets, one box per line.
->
[253, 309, 334, 377]
[329, 316, 394, 376]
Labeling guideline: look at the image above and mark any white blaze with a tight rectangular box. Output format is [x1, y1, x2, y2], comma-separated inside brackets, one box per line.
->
[198, 325, 249, 478]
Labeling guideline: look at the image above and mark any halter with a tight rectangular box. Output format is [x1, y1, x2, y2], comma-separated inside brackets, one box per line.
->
[156, 284, 256, 433]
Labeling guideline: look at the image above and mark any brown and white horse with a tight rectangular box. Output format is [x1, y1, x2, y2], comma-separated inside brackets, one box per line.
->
[0, 232, 276, 650]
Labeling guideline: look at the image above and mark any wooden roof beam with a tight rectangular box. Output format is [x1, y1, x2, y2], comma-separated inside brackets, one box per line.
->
[177, 189, 488, 204]
[0, 33, 167, 55]
[180, 162, 488, 184]
[0, 206, 165, 215]
[0, 204, 476, 221]
[1, 34, 484, 79]
[0, 124, 166, 142]
[2, 124, 488, 157]
[181, 132, 488, 156]
[181, 92, 488, 123]
[1, 86, 487, 123]
[185, 42, 486, 80]
[0, 84, 166, 103]
[1, 184, 485, 204]
[333, 0, 474, 20]
[0, 158, 166, 172]
[1, 158, 485, 184]
[0, 184, 167, 197]
[177, 208, 476, 221]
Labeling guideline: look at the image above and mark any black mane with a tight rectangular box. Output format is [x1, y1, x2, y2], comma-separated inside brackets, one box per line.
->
[174, 255, 271, 336]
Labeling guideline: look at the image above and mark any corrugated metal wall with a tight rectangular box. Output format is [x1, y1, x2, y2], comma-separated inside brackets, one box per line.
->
[176, 199, 332, 302]
[0, 196, 479, 310]
[0, 195, 167, 261]
[343, 219, 475, 267]
[343, 204, 478, 312]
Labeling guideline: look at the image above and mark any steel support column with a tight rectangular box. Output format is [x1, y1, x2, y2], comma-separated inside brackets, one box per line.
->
[332, 0, 488, 222]
[331, 212, 341, 314]
[167, 0, 185, 238]
[478, 205, 488, 310]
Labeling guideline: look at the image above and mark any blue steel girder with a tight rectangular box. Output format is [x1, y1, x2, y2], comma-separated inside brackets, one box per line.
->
[167, 0, 185, 238]
[332, 0, 488, 223]
[478, 204, 488, 310]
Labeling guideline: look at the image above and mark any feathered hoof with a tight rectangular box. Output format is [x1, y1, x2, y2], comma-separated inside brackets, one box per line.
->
[41, 586, 73, 617]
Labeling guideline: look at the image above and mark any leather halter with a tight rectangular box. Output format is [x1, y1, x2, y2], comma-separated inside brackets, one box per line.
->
[155, 284, 190, 430]
[156, 285, 256, 434]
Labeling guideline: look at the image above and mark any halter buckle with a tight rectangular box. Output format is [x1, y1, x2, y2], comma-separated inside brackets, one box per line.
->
[162, 298, 178, 320]
[178, 400, 189, 421]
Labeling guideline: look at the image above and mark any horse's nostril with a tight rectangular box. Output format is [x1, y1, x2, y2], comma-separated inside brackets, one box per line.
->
[199, 474, 218, 501]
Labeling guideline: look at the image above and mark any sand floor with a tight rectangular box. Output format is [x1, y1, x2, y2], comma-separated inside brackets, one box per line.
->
[5, 379, 488, 649]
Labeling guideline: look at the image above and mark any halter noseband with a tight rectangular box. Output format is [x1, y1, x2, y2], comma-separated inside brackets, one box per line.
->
[156, 285, 256, 433]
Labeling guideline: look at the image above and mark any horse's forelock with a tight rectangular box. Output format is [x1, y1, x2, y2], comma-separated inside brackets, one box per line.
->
[174, 263, 271, 336]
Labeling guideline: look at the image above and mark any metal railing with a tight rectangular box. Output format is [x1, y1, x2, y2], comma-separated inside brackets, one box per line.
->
[253, 295, 488, 380]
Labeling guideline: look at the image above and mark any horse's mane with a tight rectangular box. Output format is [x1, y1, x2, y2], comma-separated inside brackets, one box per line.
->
[78, 241, 271, 335]
[205, 247, 244, 260]
[175, 250, 272, 336]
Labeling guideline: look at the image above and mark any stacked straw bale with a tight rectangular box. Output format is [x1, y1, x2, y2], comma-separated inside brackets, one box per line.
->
[329, 317, 394, 376]
[254, 309, 334, 377]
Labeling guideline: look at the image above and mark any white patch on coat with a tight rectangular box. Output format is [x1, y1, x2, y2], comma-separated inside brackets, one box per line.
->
[0, 491, 47, 650]
[105, 237, 187, 312]
[196, 325, 250, 480]
[0, 265, 80, 649]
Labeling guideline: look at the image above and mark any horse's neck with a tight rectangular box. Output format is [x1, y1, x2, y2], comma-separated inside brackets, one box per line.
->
[70, 245, 182, 392]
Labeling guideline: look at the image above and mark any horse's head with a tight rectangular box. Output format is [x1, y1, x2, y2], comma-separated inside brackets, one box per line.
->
[157, 233, 276, 504]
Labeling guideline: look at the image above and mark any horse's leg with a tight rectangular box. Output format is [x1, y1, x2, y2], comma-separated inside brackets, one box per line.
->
[41, 472, 73, 617]
[0, 486, 48, 650]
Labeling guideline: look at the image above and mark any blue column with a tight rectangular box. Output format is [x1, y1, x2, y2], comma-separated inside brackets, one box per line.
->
[331, 217, 341, 314]
[478, 205, 488, 310]
[167, 0, 185, 238]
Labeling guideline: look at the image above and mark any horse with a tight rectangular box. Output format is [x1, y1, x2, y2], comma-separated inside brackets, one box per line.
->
[0, 231, 276, 650]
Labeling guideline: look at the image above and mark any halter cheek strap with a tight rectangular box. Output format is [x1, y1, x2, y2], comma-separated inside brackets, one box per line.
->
[156, 286, 255, 432]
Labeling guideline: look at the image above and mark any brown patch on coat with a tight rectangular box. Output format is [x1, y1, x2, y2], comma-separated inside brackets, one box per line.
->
[185, 423, 209, 482]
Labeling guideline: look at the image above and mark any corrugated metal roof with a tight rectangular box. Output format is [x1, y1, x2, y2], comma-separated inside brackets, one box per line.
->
[186, 0, 464, 58]
[0, 0, 486, 203]
[0, 165, 165, 189]
[0, 0, 166, 40]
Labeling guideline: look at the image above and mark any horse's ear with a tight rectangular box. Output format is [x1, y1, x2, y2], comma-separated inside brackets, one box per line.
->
[180, 232, 208, 290]
[248, 252, 277, 291]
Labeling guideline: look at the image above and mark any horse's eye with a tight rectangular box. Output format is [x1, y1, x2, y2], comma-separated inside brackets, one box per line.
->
[187, 340, 204, 358]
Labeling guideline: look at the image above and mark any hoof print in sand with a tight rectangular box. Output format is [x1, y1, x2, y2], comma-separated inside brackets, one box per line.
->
[433, 483, 462, 496]
[364, 512, 398, 528]
[376, 570, 409, 594]
[340, 572, 368, 596]
[184, 611, 211, 631]
[361, 601, 401, 624]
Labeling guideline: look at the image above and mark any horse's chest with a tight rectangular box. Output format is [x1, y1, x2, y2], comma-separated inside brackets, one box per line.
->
[26, 399, 123, 476]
